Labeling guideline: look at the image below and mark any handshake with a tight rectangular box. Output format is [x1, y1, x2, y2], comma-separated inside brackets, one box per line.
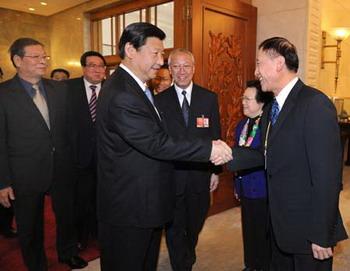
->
[210, 140, 232, 165]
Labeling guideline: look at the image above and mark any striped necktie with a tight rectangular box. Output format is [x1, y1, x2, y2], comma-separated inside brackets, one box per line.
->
[182, 90, 190, 126]
[32, 84, 50, 129]
[89, 85, 97, 122]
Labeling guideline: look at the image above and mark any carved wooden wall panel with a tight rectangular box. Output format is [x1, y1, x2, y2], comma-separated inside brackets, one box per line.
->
[190, 0, 257, 214]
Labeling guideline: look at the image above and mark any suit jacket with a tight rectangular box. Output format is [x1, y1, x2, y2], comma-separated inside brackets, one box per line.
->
[96, 67, 211, 228]
[234, 118, 267, 199]
[0, 75, 74, 194]
[66, 77, 100, 168]
[155, 84, 222, 194]
[228, 79, 347, 253]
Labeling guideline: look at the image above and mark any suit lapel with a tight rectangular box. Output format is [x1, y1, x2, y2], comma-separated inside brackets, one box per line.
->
[168, 86, 187, 127]
[78, 77, 94, 124]
[121, 68, 161, 124]
[268, 79, 303, 143]
[11, 76, 50, 131]
[43, 79, 56, 132]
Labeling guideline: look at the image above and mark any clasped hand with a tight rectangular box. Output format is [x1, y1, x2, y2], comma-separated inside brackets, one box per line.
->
[210, 140, 232, 165]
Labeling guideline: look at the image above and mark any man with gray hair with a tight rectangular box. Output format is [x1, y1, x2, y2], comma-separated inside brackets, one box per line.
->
[0, 37, 87, 270]
[156, 48, 222, 271]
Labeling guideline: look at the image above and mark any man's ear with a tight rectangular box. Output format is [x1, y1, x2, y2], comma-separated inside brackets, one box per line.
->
[275, 55, 285, 72]
[13, 55, 22, 68]
[124, 42, 136, 59]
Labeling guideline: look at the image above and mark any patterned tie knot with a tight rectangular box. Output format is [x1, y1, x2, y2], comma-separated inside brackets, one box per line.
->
[270, 98, 280, 125]
[90, 85, 97, 92]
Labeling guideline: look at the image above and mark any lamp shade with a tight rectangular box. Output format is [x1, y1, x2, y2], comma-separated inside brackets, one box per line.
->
[330, 27, 350, 41]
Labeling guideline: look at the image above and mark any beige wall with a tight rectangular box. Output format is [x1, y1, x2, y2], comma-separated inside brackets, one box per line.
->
[252, 0, 309, 81]
[0, 8, 50, 81]
[49, 0, 122, 78]
[319, 0, 350, 98]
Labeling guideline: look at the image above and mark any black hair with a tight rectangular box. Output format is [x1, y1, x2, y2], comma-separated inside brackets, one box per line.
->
[80, 51, 106, 67]
[118, 22, 166, 59]
[50, 68, 70, 79]
[9, 37, 43, 67]
[246, 80, 273, 104]
[258, 37, 299, 72]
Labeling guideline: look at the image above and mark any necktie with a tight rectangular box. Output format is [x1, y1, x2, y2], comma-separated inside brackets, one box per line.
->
[182, 90, 190, 126]
[89, 85, 97, 122]
[144, 87, 154, 105]
[270, 98, 280, 125]
[32, 84, 50, 129]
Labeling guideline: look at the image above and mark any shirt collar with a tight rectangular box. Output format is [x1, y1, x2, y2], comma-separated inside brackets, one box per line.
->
[120, 63, 147, 92]
[18, 75, 44, 97]
[275, 77, 298, 110]
[83, 77, 102, 91]
[174, 82, 193, 104]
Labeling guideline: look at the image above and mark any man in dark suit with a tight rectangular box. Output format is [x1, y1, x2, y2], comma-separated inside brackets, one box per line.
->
[155, 48, 221, 271]
[67, 51, 106, 250]
[228, 37, 348, 271]
[96, 22, 232, 271]
[0, 38, 87, 271]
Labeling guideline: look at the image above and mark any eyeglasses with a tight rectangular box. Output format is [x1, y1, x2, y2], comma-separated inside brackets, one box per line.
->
[85, 64, 106, 69]
[23, 55, 50, 62]
[170, 64, 193, 71]
[241, 96, 256, 102]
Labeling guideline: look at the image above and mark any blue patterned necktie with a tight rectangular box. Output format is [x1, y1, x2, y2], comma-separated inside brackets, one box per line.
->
[270, 98, 280, 125]
[144, 87, 154, 105]
[182, 90, 190, 126]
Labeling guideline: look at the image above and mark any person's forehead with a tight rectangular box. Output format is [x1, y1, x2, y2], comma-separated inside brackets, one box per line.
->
[24, 44, 44, 53]
[172, 53, 193, 63]
[86, 56, 104, 63]
[143, 37, 164, 49]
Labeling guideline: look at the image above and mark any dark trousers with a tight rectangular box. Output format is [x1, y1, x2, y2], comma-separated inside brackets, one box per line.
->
[75, 165, 97, 246]
[241, 197, 269, 270]
[270, 227, 333, 271]
[165, 190, 210, 271]
[14, 185, 77, 271]
[99, 222, 162, 271]
[0, 204, 14, 232]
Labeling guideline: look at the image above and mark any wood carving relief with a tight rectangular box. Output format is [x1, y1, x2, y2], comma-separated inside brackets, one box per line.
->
[207, 31, 244, 146]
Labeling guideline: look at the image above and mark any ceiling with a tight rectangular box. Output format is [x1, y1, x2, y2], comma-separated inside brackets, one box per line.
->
[0, 0, 90, 16]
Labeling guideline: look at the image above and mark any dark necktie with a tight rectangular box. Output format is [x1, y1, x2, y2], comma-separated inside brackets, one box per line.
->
[144, 87, 154, 105]
[89, 85, 97, 122]
[182, 90, 190, 126]
[32, 84, 50, 129]
[270, 98, 280, 125]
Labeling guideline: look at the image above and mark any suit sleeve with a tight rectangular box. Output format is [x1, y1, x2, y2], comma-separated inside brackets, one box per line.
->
[210, 94, 223, 174]
[0, 93, 12, 189]
[107, 90, 211, 162]
[305, 94, 344, 247]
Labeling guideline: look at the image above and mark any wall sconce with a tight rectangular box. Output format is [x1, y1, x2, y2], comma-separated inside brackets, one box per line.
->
[321, 28, 350, 95]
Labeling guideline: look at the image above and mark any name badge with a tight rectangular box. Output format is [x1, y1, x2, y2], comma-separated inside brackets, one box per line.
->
[196, 115, 209, 128]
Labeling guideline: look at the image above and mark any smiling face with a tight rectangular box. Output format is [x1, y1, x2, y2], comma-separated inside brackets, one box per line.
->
[83, 56, 106, 84]
[242, 87, 264, 118]
[14, 44, 48, 83]
[169, 52, 195, 89]
[124, 37, 165, 82]
[254, 49, 281, 95]
[152, 68, 172, 94]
